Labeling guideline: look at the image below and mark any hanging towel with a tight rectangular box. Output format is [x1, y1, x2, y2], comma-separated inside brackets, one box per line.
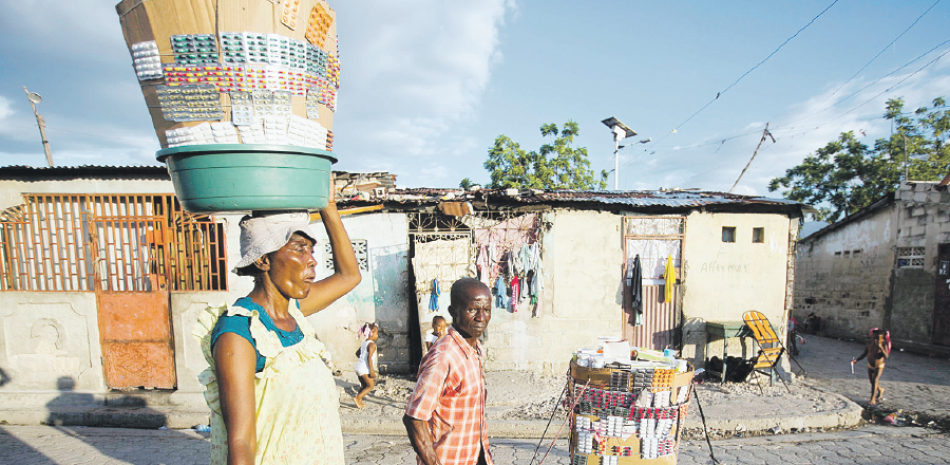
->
[626, 255, 643, 326]
[528, 243, 543, 296]
[520, 270, 530, 301]
[428, 279, 440, 312]
[519, 243, 533, 275]
[528, 271, 539, 305]
[510, 248, 524, 276]
[476, 246, 491, 287]
[663, 254, 675, 303]
[510, 276, 520, 312]
[494, 276, 509, 309]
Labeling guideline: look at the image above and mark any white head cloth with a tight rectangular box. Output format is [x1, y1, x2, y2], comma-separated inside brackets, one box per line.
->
[234, 212, 318, 272]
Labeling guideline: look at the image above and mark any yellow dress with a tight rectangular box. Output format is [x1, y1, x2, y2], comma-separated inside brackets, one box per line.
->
[193, 302, 344, 465]
[663, 254, 675, 303]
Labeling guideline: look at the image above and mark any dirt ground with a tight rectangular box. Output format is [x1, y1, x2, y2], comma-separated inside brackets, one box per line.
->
[335, 370, 568, 421]
[334, 365, 849, 429]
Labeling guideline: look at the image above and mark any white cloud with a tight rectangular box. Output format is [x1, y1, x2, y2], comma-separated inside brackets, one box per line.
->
[628, 51, 950, 196]
[0, 94, 38, 142]
[0, 0, 514, 180]
[0, 96, 13, 120]
[0, 0, 126, 62]
[334, 0, 513, 185]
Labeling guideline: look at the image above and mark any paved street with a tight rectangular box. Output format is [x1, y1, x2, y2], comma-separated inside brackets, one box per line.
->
[795, 334, 950, 423]
[1, 426, 948, 465]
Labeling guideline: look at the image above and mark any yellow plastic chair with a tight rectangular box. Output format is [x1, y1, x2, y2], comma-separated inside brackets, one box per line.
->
[742, 311, 790, 393]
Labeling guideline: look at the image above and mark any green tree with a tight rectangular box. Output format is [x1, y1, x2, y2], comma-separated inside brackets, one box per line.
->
[769, 97, 949, 222]
[459, 178, 473, 189]
[484, 121, 608, 190]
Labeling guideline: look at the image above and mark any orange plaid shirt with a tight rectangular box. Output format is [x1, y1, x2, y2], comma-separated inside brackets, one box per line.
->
[405, 327, 492, 465]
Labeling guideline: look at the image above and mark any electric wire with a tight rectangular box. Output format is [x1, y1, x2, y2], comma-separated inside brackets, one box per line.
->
[645, 0, 841, 150]
[829, 0, 943, 97]
[624, 38, 950, 173]
[821, 46, 950, 125]
[771, 37, 950, 132]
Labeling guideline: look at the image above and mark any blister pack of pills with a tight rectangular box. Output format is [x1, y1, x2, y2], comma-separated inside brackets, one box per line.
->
[132, 41, 162, 80]
[281, 0, 302, 29]
[156, 84, 223, 122]
[305, 2, 333, 48]
[171, 34, 219, 65]
[230, 91, 253, 125]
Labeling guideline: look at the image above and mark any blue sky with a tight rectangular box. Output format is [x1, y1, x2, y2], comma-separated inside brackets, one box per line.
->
[1, 0, 948, 196]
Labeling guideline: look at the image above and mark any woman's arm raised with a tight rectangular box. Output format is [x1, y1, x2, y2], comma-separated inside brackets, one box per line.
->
[299, 183, 362, 316]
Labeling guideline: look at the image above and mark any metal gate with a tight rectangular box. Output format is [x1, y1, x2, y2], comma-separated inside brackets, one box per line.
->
[0, 194, 228, 389]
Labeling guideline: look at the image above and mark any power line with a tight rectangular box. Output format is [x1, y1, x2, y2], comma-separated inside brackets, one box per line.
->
[829, 0, 943, 96]
[645, 0, 841, 150]
[771, 38, 950, 131]
[820, 47, 950, 125]
[635, 40, 950, 162]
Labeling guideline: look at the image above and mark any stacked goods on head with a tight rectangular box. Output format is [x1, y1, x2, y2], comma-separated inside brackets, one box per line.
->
[116, 0, 341, 212]
[569, 345, 693, 465]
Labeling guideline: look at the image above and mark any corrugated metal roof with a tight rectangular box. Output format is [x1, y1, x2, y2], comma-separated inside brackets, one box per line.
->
[380, 187, 812, 212]
[0, 165, 170, 180]
[506, 189, 810, 208]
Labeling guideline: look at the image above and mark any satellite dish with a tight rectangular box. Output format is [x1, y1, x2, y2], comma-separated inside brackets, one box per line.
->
[27, 92, 42, 104]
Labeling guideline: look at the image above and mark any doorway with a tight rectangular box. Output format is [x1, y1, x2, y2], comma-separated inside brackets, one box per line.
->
[933, 243, 950, 346]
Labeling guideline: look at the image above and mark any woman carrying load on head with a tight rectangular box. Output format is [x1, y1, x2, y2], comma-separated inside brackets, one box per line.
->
[193, 186, 361, 465]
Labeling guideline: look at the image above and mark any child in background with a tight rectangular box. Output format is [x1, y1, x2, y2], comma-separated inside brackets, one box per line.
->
[424, 315, 448, 352]
[354, 322, 379, 409]
[852, 328, 891, 405]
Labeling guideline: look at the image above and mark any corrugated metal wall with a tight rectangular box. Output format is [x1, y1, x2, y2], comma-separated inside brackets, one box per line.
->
[624, 284, 680, 350]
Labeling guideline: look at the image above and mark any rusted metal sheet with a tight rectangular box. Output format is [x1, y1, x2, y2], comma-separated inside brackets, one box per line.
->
[97, 290, 176, 389]
[624, 285, 680, 350]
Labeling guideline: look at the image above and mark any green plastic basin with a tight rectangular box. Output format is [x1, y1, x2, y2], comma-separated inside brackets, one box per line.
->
[156, 144, 337, 213]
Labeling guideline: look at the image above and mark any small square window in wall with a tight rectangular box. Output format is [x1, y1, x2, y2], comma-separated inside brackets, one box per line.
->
[835, 251, 842, 258]
[325, 239, 370, 271]
[722, 226, 736, 243]
[843, 250, 850, 258]
[752, 227, 764, 243]
[896, 247, 925, 268]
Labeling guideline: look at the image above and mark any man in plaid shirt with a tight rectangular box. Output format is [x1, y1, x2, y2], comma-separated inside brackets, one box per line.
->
[404, 278, 493, 465]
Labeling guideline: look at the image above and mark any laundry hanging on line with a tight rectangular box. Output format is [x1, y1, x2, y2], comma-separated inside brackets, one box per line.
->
[626, 255, 643, 326]
[428, 278, 440, 313]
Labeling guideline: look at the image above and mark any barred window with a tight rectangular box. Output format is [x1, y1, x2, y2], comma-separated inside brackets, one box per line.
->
[325, 240, 369, 271]
[896, 247, 925, 268]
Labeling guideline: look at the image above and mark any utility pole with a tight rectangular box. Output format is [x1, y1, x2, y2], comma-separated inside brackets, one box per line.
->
[729, 123, 774, 193]
[23, 86, 54, 167]
[902, 132, 909, 181]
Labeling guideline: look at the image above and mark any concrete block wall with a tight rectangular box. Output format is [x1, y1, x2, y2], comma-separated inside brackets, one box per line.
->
[793, 205, 895, 339]
[890, 181, 950, 343]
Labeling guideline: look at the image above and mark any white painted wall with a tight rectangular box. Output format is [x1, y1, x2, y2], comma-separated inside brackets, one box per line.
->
[484, 210, 622, 373]
[680, 212, 793, 364]
[0, 293, 104, 393]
